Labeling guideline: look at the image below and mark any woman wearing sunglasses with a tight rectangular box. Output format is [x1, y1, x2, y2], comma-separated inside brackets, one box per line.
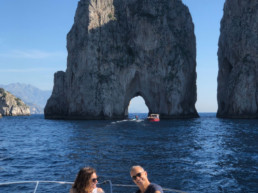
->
[70, 167, 104, 193]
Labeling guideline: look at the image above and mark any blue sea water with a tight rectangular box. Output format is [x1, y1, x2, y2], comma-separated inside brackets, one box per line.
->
[0, 113, 257, 193]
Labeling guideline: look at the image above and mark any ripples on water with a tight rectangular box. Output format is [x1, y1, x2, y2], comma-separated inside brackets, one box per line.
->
[0, 114, 257, 193]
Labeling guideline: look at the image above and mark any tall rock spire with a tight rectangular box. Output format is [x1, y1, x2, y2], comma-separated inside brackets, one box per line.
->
[45, 0, 198, 119]
[217, 0, 258, 118]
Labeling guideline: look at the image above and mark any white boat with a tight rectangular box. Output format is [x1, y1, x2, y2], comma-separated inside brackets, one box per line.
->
[0, 180, 187, 193]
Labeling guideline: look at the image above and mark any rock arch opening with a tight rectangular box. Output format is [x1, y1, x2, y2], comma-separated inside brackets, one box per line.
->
[124, 90, 151, 117]
[128, 96, 149, 118]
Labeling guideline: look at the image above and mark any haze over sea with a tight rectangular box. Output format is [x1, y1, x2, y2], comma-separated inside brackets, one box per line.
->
[0, 113, 257, 193]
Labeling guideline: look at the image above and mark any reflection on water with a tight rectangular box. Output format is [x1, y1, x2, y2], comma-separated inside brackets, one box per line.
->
[0, 114, 257, 193]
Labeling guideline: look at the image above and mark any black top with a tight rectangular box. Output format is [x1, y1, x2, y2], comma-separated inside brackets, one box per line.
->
[135, 183, 163, 193]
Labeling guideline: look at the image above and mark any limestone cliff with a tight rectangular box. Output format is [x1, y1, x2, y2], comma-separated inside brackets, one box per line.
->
[217, 0, 258, 118]
[45, 0, 198, 119]
[0, 88, 30, 116]
[0, 83, 51, 114]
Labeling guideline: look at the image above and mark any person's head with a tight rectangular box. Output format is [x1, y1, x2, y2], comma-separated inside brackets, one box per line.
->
[130, 165, 150, 187]
[72, 167, 99, 193]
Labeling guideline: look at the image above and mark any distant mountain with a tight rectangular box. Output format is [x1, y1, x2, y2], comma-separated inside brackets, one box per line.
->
[26, 102, 44, 114]
[0, 83, 52, 114]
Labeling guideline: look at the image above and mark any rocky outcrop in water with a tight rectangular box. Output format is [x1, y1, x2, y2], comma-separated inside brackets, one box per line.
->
[45, 0, 198, 119]
[0, 88, 30, 116]
[217, 0, 258, 118]
[0, 83, 51, 114]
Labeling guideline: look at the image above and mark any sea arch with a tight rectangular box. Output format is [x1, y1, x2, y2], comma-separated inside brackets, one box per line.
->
[127, 96, 149, 114]
[124, 71, 159, 117]
[45, 0, 199, 120]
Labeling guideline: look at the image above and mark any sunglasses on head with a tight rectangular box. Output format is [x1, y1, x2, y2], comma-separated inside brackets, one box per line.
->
[131, 171, 144, 180]
[92, 177, 99, 183]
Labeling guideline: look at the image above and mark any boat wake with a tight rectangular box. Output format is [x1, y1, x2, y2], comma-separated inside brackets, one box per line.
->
[111, 119, 144, 124]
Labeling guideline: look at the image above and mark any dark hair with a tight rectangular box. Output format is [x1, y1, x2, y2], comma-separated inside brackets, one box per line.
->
[72, 167, 96, 193]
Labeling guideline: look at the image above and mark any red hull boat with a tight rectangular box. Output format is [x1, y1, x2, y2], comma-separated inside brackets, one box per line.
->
[147, 114, 160, 122]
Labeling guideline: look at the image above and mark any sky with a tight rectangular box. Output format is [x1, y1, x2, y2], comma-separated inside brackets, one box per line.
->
[0, 0, 225, 113]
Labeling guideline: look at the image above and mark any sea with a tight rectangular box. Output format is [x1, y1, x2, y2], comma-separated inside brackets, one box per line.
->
[0, 113, 257, 193]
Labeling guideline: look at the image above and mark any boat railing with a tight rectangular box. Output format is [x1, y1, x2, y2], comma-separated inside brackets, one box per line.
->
[0, 180, 188, 193]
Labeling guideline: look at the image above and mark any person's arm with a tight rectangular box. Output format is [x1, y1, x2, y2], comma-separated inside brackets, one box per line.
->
[154, 191, 161, 193]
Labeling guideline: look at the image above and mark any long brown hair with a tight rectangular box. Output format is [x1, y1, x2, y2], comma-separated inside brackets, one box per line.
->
[72, 167, 96, 193]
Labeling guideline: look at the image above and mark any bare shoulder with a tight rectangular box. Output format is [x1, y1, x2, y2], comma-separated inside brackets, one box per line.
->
[97, 187, 105, 193]
[69, 188, 76, 193]
[154, 191, 161, 193]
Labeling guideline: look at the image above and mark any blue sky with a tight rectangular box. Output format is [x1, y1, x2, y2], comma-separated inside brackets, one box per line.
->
[0, 0, 225, 113]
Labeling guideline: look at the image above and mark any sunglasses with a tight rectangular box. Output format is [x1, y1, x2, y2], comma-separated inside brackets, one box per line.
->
[92, 177, 99, 183]
[131, 171, 144, 180]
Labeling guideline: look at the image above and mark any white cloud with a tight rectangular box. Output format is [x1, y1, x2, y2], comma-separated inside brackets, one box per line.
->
[0, 49, 66, 59]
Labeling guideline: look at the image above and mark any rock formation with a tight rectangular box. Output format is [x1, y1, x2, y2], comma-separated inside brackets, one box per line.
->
[0, 88, 30, 116]
[217, 0, 258, 118]
[45, 0, 198, 119]
[0, 83, 51, 114]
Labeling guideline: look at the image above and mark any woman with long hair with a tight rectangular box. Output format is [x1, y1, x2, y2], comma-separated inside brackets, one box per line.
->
[70, 167, 104, 193]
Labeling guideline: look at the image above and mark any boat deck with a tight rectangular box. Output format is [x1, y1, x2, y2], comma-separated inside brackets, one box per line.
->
[0, 180, 187, 193]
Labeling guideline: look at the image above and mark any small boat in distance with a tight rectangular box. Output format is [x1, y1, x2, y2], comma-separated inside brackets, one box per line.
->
[147, 114, 160, 122]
